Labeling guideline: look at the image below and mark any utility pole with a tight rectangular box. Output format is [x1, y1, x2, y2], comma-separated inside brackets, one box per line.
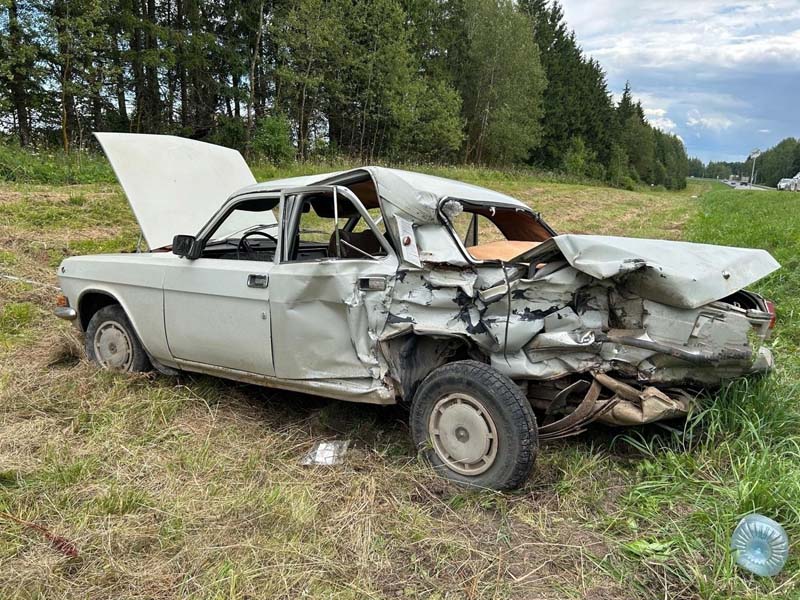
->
[748, 149, 761, 187]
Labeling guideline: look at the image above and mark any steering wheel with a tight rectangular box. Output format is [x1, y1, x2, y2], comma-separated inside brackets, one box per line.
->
[237, 230, 277, 257]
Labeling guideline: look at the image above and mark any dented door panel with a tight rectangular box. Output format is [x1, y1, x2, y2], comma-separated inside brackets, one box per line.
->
[270, 257, 397, 380]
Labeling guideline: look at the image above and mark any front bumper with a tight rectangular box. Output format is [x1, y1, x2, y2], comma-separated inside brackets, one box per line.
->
[54, 307, 77, 321]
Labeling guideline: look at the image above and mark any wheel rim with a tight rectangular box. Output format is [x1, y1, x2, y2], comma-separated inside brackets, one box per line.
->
[93, 320, 134, 371]
[428, 393, 498, 476]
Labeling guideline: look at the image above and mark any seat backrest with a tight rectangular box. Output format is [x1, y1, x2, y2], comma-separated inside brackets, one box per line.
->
[328, 228, 384, 258]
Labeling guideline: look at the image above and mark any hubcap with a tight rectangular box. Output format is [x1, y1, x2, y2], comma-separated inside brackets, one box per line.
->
[429, 393, 498, 476]
[93, 321, 133, 371]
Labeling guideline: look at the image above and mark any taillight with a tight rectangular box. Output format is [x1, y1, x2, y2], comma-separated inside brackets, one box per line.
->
[56, 294, 69, 308]
[765, 299, 776, 329]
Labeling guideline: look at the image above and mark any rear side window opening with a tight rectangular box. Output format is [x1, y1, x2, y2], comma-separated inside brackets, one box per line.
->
[282, 190, 390, 263]
[439, 198, 554, 263]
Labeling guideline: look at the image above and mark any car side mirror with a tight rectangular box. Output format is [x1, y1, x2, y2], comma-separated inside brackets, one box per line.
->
[172, 234, 202, 259]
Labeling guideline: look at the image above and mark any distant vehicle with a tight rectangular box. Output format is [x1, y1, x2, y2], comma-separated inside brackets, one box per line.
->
[739, 182, 749, 187]
[777, 179, 794, 191]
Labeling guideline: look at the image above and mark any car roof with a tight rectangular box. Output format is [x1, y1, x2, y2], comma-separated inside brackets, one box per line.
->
[232, 166, 529, 223]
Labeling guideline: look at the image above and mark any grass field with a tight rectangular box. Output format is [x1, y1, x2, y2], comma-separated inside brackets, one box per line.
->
[1, 165, 798, 599]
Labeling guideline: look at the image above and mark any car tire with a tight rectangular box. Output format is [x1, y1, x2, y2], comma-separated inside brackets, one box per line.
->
[410, 360, 537, 490]
[85, 305, 151, 372]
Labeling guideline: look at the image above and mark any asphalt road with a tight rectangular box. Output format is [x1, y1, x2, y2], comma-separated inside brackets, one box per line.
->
[723, 181, 772, 191]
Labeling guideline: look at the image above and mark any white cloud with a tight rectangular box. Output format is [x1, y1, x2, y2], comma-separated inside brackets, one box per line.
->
[557, 1, 800, 160]
[686, 109, 734, 131]
[643, 107, 676, 131]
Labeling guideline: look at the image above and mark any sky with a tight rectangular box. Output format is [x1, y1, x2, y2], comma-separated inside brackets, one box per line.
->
[558, 0, 800, 163]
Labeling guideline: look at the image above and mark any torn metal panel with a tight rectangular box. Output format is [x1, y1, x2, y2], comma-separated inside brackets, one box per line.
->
[382, 335, 465, 401]
[423, 269, 478, 297]
[344, 283, 382, 374]
[383, 236, 776, 398]
[593, 373, 691, 426]
[413, 223, 469, 266]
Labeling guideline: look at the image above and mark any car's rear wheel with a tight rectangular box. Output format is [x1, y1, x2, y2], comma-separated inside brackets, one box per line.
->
[85, 305, 150, 372]
[410, 360, 537, 490]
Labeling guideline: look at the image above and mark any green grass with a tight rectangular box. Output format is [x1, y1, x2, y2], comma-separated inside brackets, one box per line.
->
[0, 189, 132, 230]
[608, 185, 800, 597]
[0, 301, 37, 347]
[0, 170, 798, 598]
[0, 143, 116, 185]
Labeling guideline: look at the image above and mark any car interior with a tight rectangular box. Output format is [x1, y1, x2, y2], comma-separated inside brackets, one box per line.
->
[443, 200, 553, 262]
[287, 191, 390, 262]
[199, 188, 390, 263]
[195, 170, 553, 264]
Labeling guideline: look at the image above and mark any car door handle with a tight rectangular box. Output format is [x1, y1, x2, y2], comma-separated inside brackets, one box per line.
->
[247, 274, 269, 288]
[359, 276, 387, 291]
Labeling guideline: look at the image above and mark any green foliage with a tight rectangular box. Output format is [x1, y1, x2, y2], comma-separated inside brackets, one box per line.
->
[0, 191, 130, 229]
[0, 301, 36, 345]
[459, 0, 545, 164]
[612, 88, 688, 190]
[0, 142, 113, 184]
[392, 78, 464, 162]
[561, 137, 607, 180]
[210, 116, 248, 151]
[687, 157, 704, 177]
[606, 143, 630, 187]
[706, 161, 736, 180]
[0, 0, 689, 183]
[618, 175, 636, 191]
[251, 115, 295, 164]
[743, 137, 799, 186]
[613, 184, 800, 595]
[521, 0, 616, 170]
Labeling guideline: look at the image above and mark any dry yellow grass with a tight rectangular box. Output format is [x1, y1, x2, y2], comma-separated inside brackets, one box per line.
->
[0, 177, 705, 599]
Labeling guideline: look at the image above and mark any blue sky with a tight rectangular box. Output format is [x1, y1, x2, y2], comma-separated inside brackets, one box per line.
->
[559, 0, 800, 162]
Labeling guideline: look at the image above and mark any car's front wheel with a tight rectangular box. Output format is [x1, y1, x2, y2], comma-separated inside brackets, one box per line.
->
[85, 305, 150, 372]
[410, 360, 537, 490]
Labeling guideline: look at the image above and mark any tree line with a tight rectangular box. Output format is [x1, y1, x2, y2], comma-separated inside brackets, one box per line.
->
[0, 0, 689, 189]
[688, 138, 800, 186]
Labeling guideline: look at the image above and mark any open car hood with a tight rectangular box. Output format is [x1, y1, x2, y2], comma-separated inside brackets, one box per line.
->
[532, 234, 780, 309]
[96, 133, 263, 249]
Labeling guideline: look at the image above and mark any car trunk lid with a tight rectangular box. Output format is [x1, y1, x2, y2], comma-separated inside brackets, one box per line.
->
[523, 234, 780, 309]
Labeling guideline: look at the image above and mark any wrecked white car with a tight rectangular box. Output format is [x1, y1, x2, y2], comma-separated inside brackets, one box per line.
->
[55, 134, 780, 490]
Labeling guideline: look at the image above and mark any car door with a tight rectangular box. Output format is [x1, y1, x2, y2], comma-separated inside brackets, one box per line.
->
[163, 258, 275, 376]
[162, 195, 279, 376]
[269, 186, 398, 380]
